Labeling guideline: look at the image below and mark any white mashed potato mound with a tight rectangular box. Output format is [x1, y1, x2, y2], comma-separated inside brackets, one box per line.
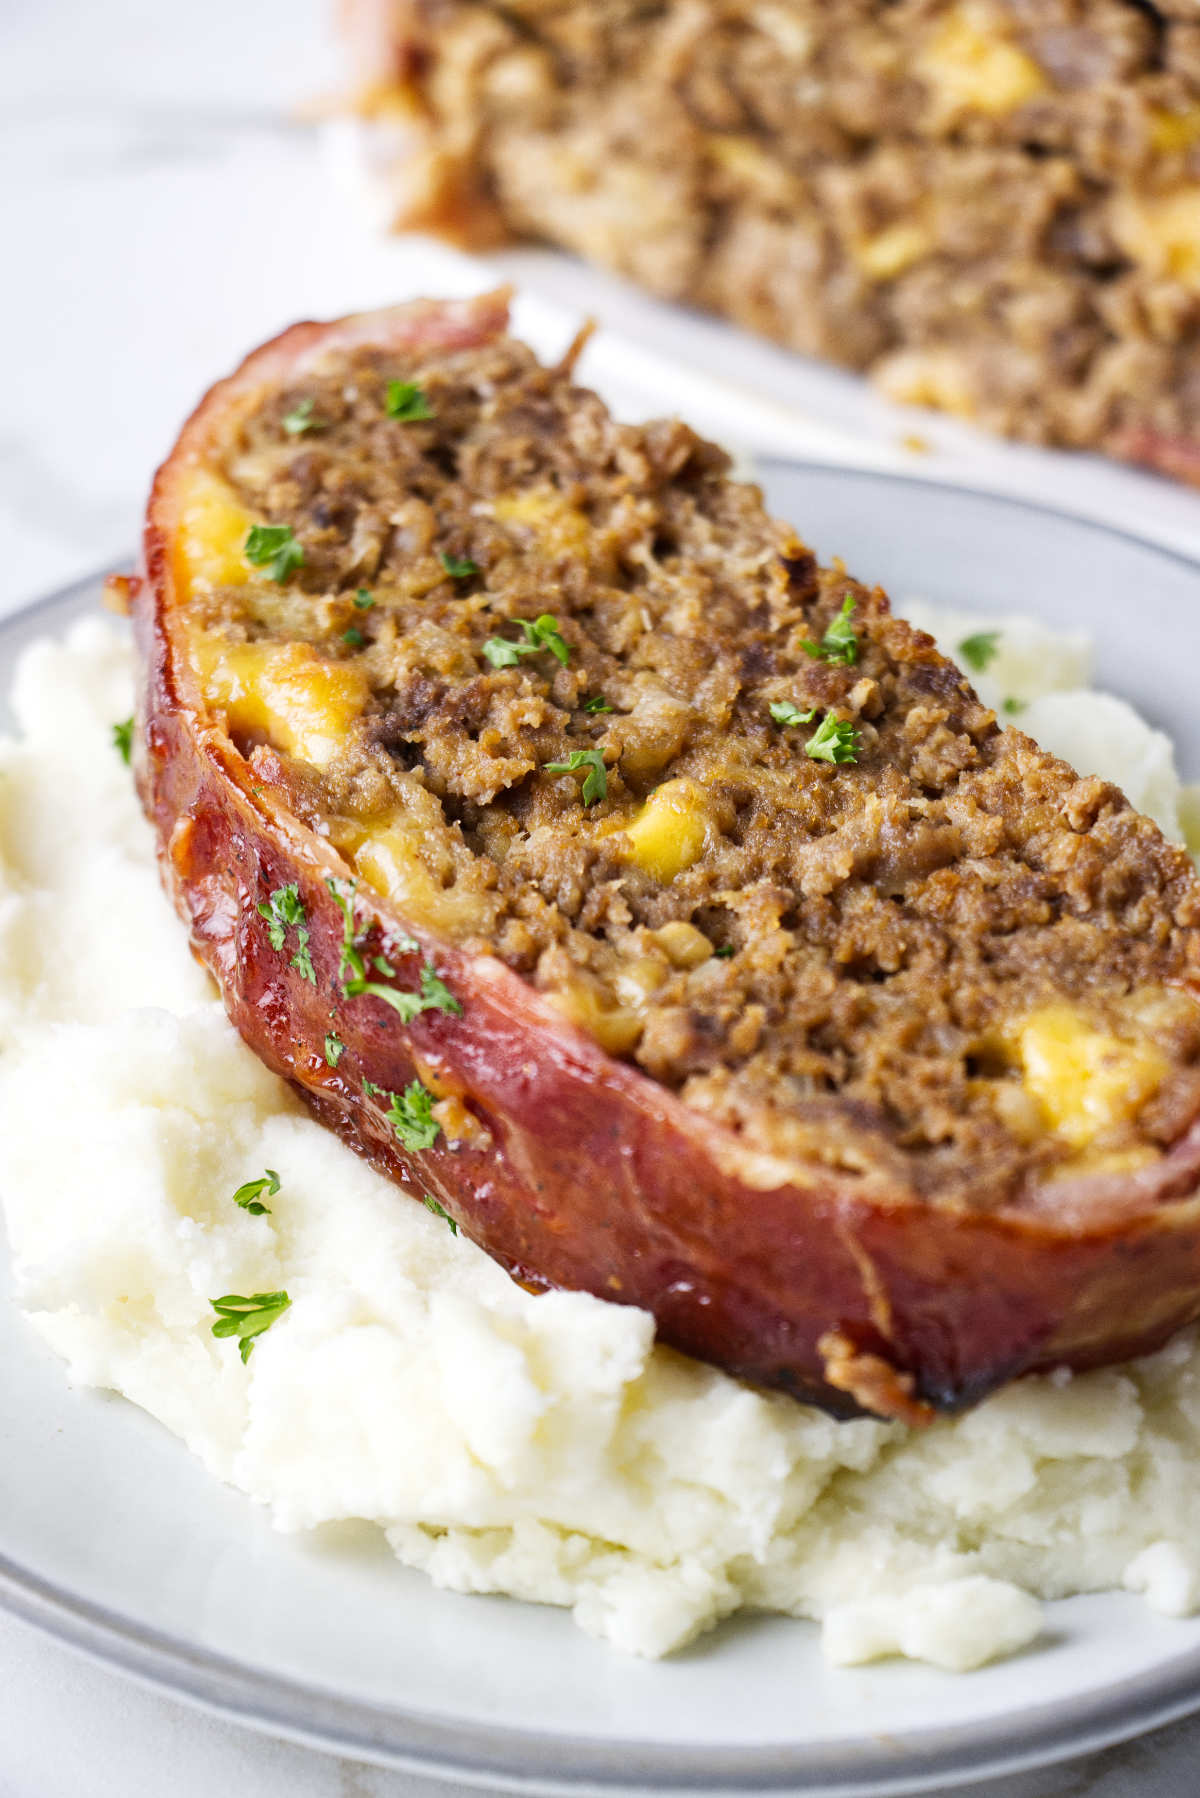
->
[3, 616, 1200, 1672]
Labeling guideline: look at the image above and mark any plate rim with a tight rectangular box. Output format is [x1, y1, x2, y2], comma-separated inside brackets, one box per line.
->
[4, 466, 1200, 1793]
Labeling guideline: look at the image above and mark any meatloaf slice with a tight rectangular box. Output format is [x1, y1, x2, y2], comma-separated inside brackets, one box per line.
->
[342, 0, 1200, 486]
[131, 292, 1200, 1423]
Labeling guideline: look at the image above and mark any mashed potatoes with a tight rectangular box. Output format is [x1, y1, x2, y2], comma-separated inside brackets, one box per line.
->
[3, 614, 1200, 1672]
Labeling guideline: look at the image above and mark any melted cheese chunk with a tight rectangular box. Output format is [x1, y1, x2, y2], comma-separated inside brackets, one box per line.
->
[197, 639, 368, 769]
[1004, 1006, 1169, 1151]
[918, 5, 1045, 122]
[173, 469, 258, 592]
[1111, 188, 1200, 292]
[491, 488, 592, 558]
[1149, 108, 1200, 156]
[876, 349, 978, 419]
[353, 817, 489, 937]
[855, 221, 933, 283]
[614, 779, 711, 883]
[546, 971, 645, 1056]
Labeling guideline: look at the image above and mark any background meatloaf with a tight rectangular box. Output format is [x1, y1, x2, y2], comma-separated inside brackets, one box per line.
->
[343, 0, 1200, 485]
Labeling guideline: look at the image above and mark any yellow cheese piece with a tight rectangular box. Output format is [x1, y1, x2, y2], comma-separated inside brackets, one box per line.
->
[354, 820, 490, 937]
[546, 977, 644, 1055]
[616, 779, 710, 883]
[197, 639, 368, 768]
[876, 349, 978, 419]
[1149, 108, 1200, 156]
[173, 469, 258, 592]
[919, 5, 1045, 121]
[1111, 187, 1200, 292]
[1004, 1006, 1169, 1150]
[492, 487, 592, 558]
[854, 221, 933, 283]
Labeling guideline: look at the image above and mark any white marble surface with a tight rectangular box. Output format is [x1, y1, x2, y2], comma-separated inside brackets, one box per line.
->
[4, 0, 1200, 1791]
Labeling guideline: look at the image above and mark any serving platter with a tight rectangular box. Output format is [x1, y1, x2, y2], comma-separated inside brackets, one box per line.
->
[4, 462, 1200, 1794]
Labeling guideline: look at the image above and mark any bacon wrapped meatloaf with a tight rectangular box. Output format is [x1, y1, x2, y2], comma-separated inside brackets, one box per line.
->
[343, 0, 1200, 485]
[130, 293, 1200, 1423]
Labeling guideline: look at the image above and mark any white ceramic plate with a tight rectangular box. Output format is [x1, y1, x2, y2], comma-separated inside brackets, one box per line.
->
[4, 464, 1200, 1795]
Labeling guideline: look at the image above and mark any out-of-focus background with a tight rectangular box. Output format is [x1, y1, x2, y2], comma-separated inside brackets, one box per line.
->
[3, 1, 1200, 1793]
[6, 0, 1200, 620]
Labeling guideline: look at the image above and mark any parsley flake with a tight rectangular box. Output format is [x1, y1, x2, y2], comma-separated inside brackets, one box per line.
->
[210, 1291, 291, 1363]
[112, 717, 134, 764]
[424, 1194, 459, 1235]
[440, 552, 479, 579]
[353, 588, 374, 610]
[801, 594, 858, 666]
[327, 877, 366, 984]
[483, 614, 570, 670]
[281, 397, 320, 436]
[342, 626, 366, 648]
[326, 879, 460, 1020]
[232, 1169, 280, 1216]
[343, 961, 462, 1022]
[324, 1032, 345, 1068]
[257, 884, 316, 984]
[385, 380, 434, 422]
[714, 945, 735, 959]
[959, 631, 1001, 674]
[244, 523, 305, 583]
[769, 700, 817, 728]
[583, 695, 614, 714]
[386, 1081, 441, 1152]
[1002, 696, 1026, 716]
[804, 715, 860, 765]
[544, 748, 607, 805]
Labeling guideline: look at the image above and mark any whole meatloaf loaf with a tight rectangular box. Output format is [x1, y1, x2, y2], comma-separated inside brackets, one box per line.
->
[131, 292, 1200, 1424]
[343, 0, 1200, 485]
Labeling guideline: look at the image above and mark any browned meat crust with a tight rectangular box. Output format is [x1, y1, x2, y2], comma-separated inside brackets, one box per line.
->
[132, 293, 1200, 1420]
[342, 0, 1200, 484]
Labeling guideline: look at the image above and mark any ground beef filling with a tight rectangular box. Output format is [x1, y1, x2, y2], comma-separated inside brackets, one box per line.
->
[194, 333, 1200, 1210]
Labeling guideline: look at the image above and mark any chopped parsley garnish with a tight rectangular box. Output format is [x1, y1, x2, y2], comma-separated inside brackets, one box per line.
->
[112, 717, 134, 764]
[483, 614, 571, 670]
[257, 883, 316, 984]
[583, 695, 614, 714]
[353, 588, 374, 609]
[324, 1031, 345, 1068]
[326, 878, 460, 1020]
[281, 397, 320, 436]
[424, 1194, 458, 1235]
[386, 1081, 441, 1152]
[328, 877, 367, 984]
[440, 552, 479, 578]
[958, 630, 1001, 673]
[244, 524, 304, 583]
[231, 1169, 280, 1216]
[801, 594, 858, 666]
[342, 627, 366, 648]
[769, 700, 817, 728]
[345, 962, 462, 1022]
[210, 1291, 291, 1363]
[385, 380, 434, 422]
[544, 748, 607, 805]
[804, 715, 860, 765]
[1002, 696, 1026, 715]
[714, 945, 735, 959]
[416, 963, 462, 1016]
